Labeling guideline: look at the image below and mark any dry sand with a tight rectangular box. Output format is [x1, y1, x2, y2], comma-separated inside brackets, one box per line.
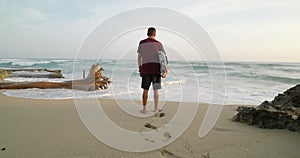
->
[0, 91, 299, 158]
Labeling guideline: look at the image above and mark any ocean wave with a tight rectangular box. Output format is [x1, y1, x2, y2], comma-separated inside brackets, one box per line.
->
[257, 63, 286, 67]
[224, 62, 252, 68]
[272, 67, 300, 73]
[228, 72, 300, 84]
[0, 59, 70, 68]
[163, 80, 185, 86]
[0, 61, 13, 67]
[261, 75, 300, 84]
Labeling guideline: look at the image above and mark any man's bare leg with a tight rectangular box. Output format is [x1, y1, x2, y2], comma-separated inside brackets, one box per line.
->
[154, 90, 159, 113]
[142, 89, 149, 113]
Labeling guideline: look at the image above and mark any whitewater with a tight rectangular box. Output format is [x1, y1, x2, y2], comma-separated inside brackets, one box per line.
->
[1, 58, 299, 105]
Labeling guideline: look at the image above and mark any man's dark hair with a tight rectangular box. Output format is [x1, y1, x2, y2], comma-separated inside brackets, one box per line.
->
[147, 27, 156, 36]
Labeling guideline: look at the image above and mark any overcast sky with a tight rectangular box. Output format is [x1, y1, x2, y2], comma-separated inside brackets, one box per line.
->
[0, 0, 299, 62]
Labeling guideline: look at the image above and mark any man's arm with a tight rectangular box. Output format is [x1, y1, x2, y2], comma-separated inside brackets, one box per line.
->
[138, 53, 142, 67]
[160, 43, 168, 78]
[138, 53, 142, 77]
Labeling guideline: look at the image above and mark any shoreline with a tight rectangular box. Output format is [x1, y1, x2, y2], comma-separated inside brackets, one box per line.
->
[0, 89, 256, 107]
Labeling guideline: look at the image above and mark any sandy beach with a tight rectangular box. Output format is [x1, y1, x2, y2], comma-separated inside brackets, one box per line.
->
[0, 91, 300, 158]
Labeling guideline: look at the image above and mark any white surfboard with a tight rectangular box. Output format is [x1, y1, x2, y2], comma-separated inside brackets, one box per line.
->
[158, 51, 168, 77]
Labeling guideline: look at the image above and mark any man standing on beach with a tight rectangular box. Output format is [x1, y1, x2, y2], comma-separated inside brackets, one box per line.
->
[137, 27, 168, 113]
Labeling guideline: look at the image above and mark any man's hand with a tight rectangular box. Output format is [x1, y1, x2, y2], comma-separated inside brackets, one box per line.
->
[162, 65, 168, 78]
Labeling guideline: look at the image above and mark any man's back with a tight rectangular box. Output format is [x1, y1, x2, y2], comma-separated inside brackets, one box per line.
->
[137, 38, 165, 75]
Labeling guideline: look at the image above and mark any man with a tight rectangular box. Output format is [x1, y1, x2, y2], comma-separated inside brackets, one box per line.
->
[137, 27, 168, 114]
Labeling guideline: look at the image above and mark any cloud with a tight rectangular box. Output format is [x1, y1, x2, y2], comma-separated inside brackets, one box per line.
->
[182, 0, 295, 18]
[19, 7, 54, 27]
[22, 7, 45, 18]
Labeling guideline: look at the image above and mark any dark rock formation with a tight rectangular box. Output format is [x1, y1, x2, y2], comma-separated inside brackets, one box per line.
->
[233, 107, 293, 129]
[233, 84, 300, 132]
[258, 85, 300, 115]
[288, 118, 300, 132]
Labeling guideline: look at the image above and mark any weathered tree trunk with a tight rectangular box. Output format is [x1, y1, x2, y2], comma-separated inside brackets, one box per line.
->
[0, 64, 111, 91]
[0, 68, 64, 79]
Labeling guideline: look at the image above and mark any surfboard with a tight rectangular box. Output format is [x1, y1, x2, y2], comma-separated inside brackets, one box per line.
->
[158, 51, 168, 77]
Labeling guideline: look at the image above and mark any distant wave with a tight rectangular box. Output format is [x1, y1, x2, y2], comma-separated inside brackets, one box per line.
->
[163, 79, 185, 86]
[0, 59, 70, 68]
[273, 67, 299, 73]
[261, 75, 300, 84]
[257, 63, 289, 67]
[225, 62, 252, 68]
[228, 72, 300, 84]
[0, 61, 13, 67]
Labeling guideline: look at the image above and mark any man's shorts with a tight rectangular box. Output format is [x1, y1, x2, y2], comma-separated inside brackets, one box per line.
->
[141, 74, 161, 90]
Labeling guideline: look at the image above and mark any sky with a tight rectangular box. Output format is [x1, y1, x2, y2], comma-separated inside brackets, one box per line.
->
[0, 0, 299, 62]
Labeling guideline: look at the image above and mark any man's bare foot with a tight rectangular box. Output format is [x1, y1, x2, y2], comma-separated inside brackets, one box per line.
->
[140, 109, 146, 114]
[154, 109, 162, 113]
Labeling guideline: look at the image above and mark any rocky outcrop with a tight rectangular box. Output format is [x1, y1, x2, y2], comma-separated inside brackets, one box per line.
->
[233, 84, 300, 132]
[258, 85, 300, 116]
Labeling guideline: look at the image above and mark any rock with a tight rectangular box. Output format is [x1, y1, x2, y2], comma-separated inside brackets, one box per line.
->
[256, 111, 292, 129]
[232, 114, 240, 122]
[258, 100, 270, 110]
[287, 119, 300, 132]
[233, 107, 292, 129]
[233, 84, 300, 132]
[258, 84, 300, 115]
[1, 147, 5, 151]
[233, 107, 259, 125]
[246, 115, 255, 125]
[291, 96, 300, 107]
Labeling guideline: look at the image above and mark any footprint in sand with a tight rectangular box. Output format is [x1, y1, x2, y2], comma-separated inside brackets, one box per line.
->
[213, 127, 237, 133]
[144, 138, 155, 143]
[163, 131, 172, 141]
[160, 149, 181, 158]
[154, 112, 166, 118]
[144, 123, 158, 129]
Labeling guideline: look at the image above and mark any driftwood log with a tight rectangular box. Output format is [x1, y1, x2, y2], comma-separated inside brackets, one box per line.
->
[0, 68, 64, 80]
[8, 69, 64, 78]
[0, 64, 111, 91]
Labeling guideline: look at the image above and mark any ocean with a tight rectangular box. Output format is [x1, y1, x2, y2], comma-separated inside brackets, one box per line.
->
[1, 58, 300, 105]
